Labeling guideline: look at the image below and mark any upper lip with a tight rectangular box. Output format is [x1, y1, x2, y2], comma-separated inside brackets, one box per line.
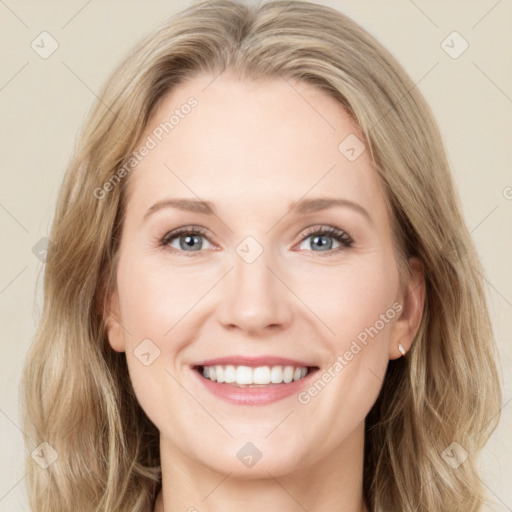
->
[191, 356, 318, 368]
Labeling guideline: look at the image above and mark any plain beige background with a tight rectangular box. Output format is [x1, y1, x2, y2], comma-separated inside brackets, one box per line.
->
[1, 0, 511, 510]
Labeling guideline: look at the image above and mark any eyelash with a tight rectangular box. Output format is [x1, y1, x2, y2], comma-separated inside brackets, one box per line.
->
[159, 224, 354, 257]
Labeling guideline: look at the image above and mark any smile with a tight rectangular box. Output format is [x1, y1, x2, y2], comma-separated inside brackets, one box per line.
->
[198, 364, 312, 387]
[191, 357, 320, 405]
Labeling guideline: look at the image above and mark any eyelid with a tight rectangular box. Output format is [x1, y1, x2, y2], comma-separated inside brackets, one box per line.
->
[296, 224, 353, 245]
[159, 223, 354, 255]
[160, 225, 212, 246]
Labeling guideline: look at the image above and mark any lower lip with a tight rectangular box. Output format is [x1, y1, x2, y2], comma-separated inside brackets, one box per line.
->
[192, 368, 318, 405]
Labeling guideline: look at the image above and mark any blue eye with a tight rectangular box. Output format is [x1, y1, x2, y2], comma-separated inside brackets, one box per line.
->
[160, 225, 353, 256]
[161, 226, 213, 255]
[298, 225, 353, 253]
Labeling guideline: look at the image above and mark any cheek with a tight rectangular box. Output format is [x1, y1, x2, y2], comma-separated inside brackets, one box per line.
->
[297, 255, 399, 346]
[306, 254, 399, 407]
[295, 263, 397, 446]
[117, 261, 191, 424]
[116, 256, 211, 342]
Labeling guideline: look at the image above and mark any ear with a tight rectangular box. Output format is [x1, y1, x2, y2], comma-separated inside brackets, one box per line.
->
[389, 257, 426, 359]
[104, 289, 126, 353]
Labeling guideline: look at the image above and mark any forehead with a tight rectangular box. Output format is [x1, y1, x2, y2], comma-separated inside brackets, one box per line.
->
[124, 72, 390, 227]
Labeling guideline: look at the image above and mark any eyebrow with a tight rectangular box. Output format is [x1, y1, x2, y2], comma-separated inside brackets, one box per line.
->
[143, 197, 372, 224]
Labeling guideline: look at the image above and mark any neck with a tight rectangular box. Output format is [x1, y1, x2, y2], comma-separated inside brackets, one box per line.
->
[154, 422, 367, 512]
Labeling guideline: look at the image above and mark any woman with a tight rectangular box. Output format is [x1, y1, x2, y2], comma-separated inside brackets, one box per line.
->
[21, 1, 502, 511]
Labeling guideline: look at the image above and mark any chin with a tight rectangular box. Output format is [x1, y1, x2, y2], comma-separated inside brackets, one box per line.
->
[192, 440, 308, 478]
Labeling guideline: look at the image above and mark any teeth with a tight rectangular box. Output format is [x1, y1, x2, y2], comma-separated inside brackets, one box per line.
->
[200, 365, 310, 386]
[283, 365, 294, 383]
[253, 366, 271, 384]
[236, 365, 253, 385]
[224, 365, 236, 383]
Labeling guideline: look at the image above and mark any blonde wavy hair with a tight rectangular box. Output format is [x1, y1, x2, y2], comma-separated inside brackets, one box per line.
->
[21, 0, 502, 511]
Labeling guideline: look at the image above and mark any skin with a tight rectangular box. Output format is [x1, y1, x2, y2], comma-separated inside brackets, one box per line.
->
[105, 71, 425, 512]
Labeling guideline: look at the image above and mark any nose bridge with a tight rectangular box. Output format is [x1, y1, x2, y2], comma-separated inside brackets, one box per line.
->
[216, 236, 292, 333]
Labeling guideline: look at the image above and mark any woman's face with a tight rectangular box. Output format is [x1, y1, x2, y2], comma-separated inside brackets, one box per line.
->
[106, 71, 423, 477]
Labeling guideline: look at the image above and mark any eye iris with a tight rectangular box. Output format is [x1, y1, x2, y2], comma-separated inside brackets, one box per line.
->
[180, 234, 202, 250]
[311, 234, 332, 251]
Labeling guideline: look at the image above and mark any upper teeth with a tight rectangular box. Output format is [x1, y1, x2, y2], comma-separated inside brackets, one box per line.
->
[202, 365, 308, 385]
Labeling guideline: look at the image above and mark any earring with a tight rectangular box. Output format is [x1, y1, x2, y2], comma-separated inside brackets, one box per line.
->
[398, 343, 406, 357]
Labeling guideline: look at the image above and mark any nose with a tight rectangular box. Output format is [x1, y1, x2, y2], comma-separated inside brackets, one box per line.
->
[215, 245, 293, 335]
